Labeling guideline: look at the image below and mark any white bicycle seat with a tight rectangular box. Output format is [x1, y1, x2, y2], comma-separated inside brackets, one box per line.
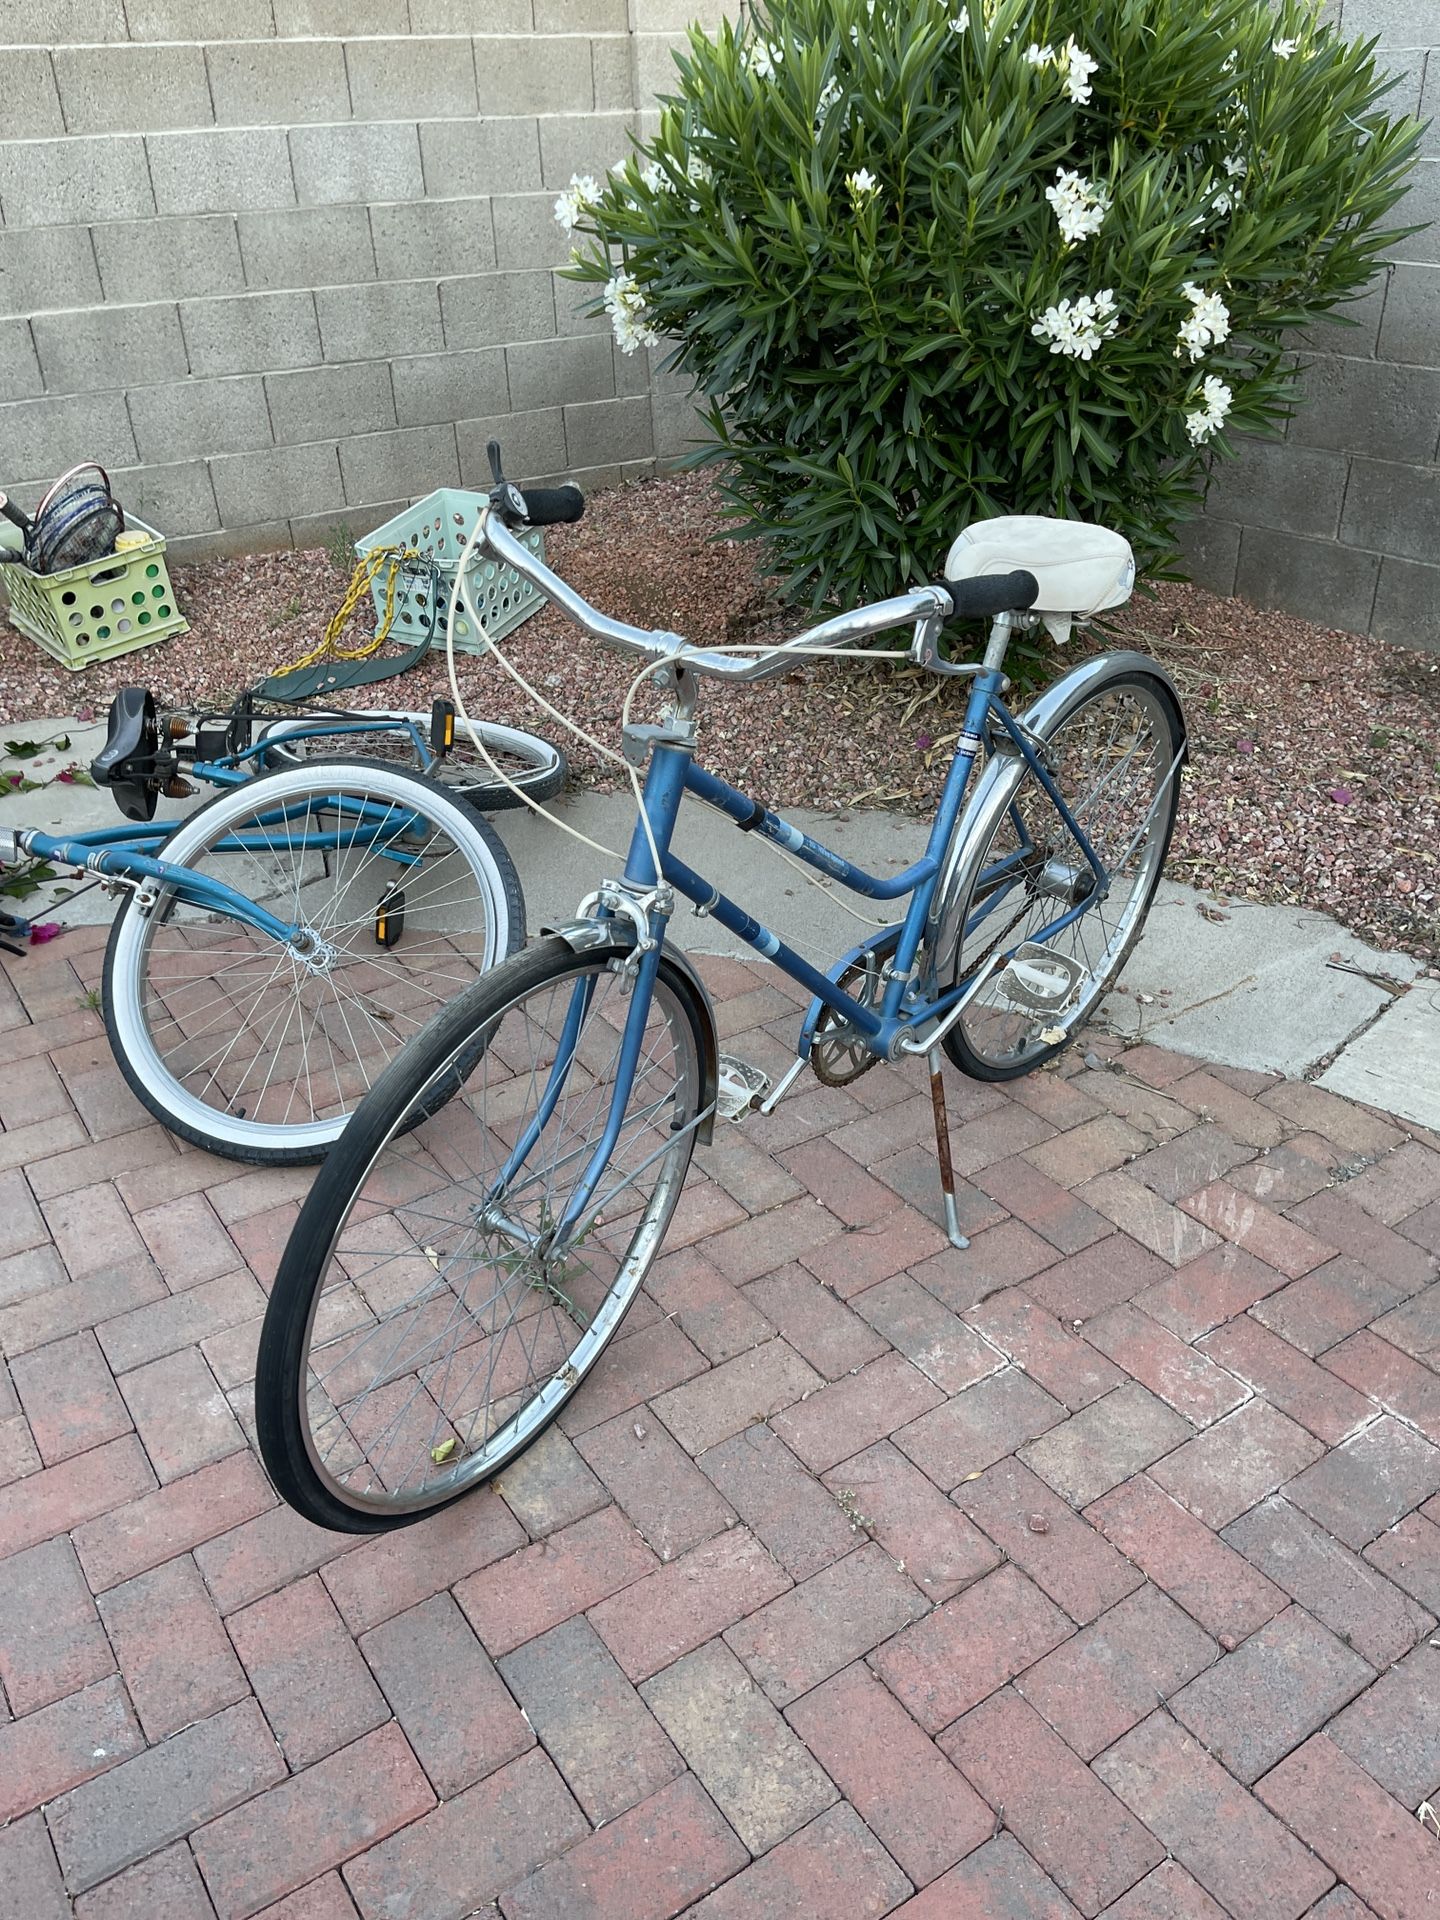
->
[944, 515, 1136, 644]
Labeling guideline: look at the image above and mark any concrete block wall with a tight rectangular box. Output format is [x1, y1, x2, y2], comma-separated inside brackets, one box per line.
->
[0, 1, 710, 561]
[1184, 1, 1440, 649]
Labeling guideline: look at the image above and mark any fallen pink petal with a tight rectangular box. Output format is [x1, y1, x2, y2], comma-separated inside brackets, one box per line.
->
[1329, 787, 1354, 806]
[28, 922, 63, 945]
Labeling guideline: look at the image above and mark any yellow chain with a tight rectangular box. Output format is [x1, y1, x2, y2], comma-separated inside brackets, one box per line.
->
[267, 545, 419, 681]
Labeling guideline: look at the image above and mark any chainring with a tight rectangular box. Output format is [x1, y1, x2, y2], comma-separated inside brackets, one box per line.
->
[810, 952, 886, 1086]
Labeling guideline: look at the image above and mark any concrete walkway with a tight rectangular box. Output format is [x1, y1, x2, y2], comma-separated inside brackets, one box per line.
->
[6, 724, 1438, 1131]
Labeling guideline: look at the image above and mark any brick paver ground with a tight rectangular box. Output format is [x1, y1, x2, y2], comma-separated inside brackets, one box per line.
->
[2, 925, 1439, 1918]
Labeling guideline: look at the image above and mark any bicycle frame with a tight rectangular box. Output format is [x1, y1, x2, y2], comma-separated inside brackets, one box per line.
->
[623, 668, 1107, 1061]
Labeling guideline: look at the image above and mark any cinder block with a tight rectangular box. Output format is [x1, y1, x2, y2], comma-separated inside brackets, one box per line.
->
[614, 337, 652, 398]
[1377, 263, 1440, 364]
[491, 193, 575, 270]
[1295, 270, 1389, 359]
[207, 41, 350, 129]
[1344, 0, 1437, 45]
[1203, 435, 1348, 539]
[94, 216, 245, 305]
[316, 281, 444, 363]
[1392, 157, 1440, 263]
[1370, 553, 1440, 652]
[181, 291, 322, 378]
[534, 0, 627, 29]
[552, 267, 608, 337]
[210, 443, 345, 527]
[108, 460, 221, 537]
[632, 0, 724, 28]
[32, 304, 187, 397]
[412, 0, 529, 25]
[339, 423, 461, 507]
[148, 130, 296, 217]
[0, 394, 137, 478]
[651, 389, 707, 462]
[1421, 55, 1440, 158]
[564, 393, 653, 467]
[347, 37, 479, 120]
[1288, 354, 1440, 462]
[0, 228, 102, 319]
[263, 361, 396, 445]
[1340, 455, 1440, 561]
[1372, 44, 1427, 118]
[290, 123, 424, 208]
[647, 340, 691, 395]
[419, 118, 543, 197]
[391, 347, 509, 427]
[1234, 525, 1380, 635]
[456, 406, 567, 485]
[0, 0, 126, 40]
[0, 51, 63, 139]
[0, 137, 154, 228]
[125, 0, 276, 35]
[565, 454, 654, 489]
[274, 0, 407, 26]
[288, 498, 410, 552]
[538, 112, 638, 190]
[169, 520, 293, 563]
[439, 270, 555, 348]
[53, 45, 212, 137]
[635, 32, 689, 101]
[593, 36, 635, 110]
[0, 322, 42, 404]
[507, 332, 614, 410]
[1176, 513, 1241, 598]
[474, 35, 593, 114]
[238, 207, 377, 292]
[128, 375, 275, 462]
[370, 199, 496, 280]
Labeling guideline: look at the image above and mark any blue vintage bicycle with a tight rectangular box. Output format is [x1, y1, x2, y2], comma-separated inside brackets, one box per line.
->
[1, 690, 532, 1163]
[256, 457, 1186, 1530]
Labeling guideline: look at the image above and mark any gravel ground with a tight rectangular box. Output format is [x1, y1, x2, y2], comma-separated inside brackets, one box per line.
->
[2, 469, 1436, 959]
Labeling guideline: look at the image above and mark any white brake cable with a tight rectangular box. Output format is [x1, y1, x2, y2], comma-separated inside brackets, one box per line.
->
[441, 503, 919, 936]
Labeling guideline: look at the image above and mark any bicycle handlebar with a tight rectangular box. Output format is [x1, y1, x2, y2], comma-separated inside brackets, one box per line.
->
[479, 505, 1034, 684]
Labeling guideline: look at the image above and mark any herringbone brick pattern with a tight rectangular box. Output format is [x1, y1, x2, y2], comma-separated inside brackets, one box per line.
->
[2, 927, 1438, 1918]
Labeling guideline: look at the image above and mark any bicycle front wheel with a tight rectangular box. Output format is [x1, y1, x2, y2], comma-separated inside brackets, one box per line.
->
[102, 758, 524, 1164]
[255, 937, 709, 1532]
[258, 711, 567, 812]
[939, 662, 1183, 1079]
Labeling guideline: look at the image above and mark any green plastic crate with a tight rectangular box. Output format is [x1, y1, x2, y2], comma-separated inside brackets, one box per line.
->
[1, 518, 187, 672]
[356, 488, 546, 655]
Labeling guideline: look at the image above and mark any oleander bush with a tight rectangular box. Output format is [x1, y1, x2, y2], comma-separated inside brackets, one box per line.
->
[560, 0, 1422, 608]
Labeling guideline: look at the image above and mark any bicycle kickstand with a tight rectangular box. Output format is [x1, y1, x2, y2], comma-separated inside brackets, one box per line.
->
[926, 1044, 970, 1251]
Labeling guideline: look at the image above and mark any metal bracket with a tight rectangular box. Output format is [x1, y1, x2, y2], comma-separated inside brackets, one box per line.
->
[575, 880, 674, 976]
[621, 717, 698, 769]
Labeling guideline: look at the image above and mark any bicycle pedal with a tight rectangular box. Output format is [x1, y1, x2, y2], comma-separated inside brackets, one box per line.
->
[996, 942, 1088, 1014]
[715, 1054, 771, 1122]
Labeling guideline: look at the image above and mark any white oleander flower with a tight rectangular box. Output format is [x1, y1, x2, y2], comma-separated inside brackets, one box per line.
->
[743, 38, 785, 79]
[1024, 40, 1055, 65]
[1224, 152, 1248, 178]
[1062, 38, 1099, 104]
[1176, 280, 1231, 361]
[815, 75, 844, 132]
[1185, 374, 1233, 444]
[949, 8, 969, 31]
[1272, 36, 1300, 57]
[1044, 167, 1111, 246]
[1031, 288, 1119, 359]
[1211, 187, 1236, 216]
[604, 270, 661, 354]
[846, 167, 880, 202]
[640, 159, 671, 193]
[553, 173, 600, 232]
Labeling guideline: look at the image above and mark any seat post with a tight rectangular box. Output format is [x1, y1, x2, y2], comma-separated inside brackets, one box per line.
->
[982, 612, 1020, 674]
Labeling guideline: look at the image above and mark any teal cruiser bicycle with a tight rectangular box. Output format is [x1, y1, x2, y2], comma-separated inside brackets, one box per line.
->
[256, 449, 1186, 1530]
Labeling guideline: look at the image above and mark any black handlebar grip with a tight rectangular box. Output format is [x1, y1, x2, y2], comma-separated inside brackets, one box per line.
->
[942, 569, 1040, 620]
[518, 484, 585, 528]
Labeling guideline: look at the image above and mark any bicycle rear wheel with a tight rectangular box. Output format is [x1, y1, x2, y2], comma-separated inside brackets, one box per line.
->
[937, 662, 1183, 1079]
[255, 936, 708, 1531]
[102, 758, 524, 1164]
[258, 711, 567, 812]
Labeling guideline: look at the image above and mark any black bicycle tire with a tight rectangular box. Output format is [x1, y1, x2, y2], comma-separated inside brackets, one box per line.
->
[255, 935, 710, 1531]
[942, 666, 1184, 1082]
[258, 712, 568, 813]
